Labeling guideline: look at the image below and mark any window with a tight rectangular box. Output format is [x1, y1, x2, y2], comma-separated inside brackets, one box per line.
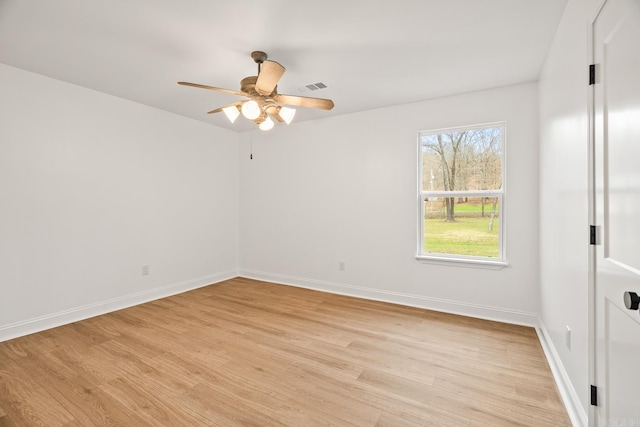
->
[417, 123, 505, 264]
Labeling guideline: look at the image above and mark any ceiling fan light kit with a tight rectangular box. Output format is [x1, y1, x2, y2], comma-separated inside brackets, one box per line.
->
[241, 100, 261, 120]
[178, 51, 334, 131]
[278, 106, 296, 124]
[259, 116, 274, 131]
[222, 105, 240, 123]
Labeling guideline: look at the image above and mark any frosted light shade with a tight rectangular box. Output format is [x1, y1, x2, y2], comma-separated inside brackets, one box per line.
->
[279, 106, 296, 124]
[222, 106, 240, 123]
[241, 100, 261, 120]
[259, 116, 274, 131]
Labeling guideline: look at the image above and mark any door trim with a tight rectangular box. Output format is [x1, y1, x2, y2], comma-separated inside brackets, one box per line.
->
[588, 7, 597, 427]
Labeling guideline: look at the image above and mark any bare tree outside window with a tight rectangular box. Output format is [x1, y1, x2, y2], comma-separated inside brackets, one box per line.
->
[418, 124, 505, 261]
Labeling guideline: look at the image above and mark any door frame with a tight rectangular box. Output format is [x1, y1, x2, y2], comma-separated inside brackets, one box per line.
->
[587, 1, 601, 426]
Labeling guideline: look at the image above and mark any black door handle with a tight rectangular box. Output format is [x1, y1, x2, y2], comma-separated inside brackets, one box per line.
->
[624, 291, 640, 311]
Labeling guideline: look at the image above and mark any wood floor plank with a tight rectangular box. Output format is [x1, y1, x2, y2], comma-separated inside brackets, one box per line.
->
[0, 278, 571, 426]
[0, 359, 76, 426]
[357, 369, 435, 403]
[375, 410, 439, 427]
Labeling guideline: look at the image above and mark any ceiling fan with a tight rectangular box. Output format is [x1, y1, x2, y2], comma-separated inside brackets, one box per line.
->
[178, 51, 334, 130]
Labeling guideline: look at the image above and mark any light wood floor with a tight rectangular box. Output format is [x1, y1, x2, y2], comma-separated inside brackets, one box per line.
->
[0, 277, 570, 426]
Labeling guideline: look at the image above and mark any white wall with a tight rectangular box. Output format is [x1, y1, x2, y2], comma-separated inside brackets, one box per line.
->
[538, 0, 599, 423]
[239, 82, 540, 324]
[0, 64, 239, 340]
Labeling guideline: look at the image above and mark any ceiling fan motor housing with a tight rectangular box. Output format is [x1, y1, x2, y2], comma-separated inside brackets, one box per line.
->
[240, 76, 259, 95]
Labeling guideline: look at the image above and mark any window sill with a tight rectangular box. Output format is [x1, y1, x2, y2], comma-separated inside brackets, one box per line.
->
[415, 254, 509, 270]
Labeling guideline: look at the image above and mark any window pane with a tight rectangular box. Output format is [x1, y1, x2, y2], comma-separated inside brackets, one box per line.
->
[420, 126, 503, 192]
[423, 197, 500, 258]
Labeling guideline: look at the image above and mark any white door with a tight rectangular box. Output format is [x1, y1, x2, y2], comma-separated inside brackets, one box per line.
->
[592, 0, 640, 425]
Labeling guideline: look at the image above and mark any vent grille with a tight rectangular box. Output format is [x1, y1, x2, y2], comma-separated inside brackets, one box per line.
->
[300, 82, 328, 92]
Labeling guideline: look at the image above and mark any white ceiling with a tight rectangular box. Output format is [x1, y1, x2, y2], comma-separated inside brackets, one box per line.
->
[0, 0, 567, 132]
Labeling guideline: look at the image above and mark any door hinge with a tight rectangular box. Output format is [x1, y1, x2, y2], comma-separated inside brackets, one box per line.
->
[589, 64, 596, 85]
[591, 385, 598, 406]
[590, 225, 598, 245]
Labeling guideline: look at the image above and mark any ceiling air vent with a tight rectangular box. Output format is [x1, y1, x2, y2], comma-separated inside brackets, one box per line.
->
[300, 82, 328, 92]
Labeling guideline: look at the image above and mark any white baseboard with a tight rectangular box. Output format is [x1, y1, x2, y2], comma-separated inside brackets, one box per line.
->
[0, 270, 237, 343]
[239, 269, 538, 327]
[536, 320, 588, 427]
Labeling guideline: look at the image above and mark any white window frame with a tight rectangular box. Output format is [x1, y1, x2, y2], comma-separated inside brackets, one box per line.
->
[416, 122, 507, 268]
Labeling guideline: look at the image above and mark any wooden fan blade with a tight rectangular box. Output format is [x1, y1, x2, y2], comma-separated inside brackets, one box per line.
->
[178, 82, 247, 97]
[274, 94, 334, 110]
[207, 101, 243, 115]
[255, 61, 285, 96]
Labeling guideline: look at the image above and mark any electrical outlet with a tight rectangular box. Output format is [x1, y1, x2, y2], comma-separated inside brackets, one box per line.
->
[141, 265, 150, 276]
[565, 325, 571, 350]
[338, 261, 345, 271]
